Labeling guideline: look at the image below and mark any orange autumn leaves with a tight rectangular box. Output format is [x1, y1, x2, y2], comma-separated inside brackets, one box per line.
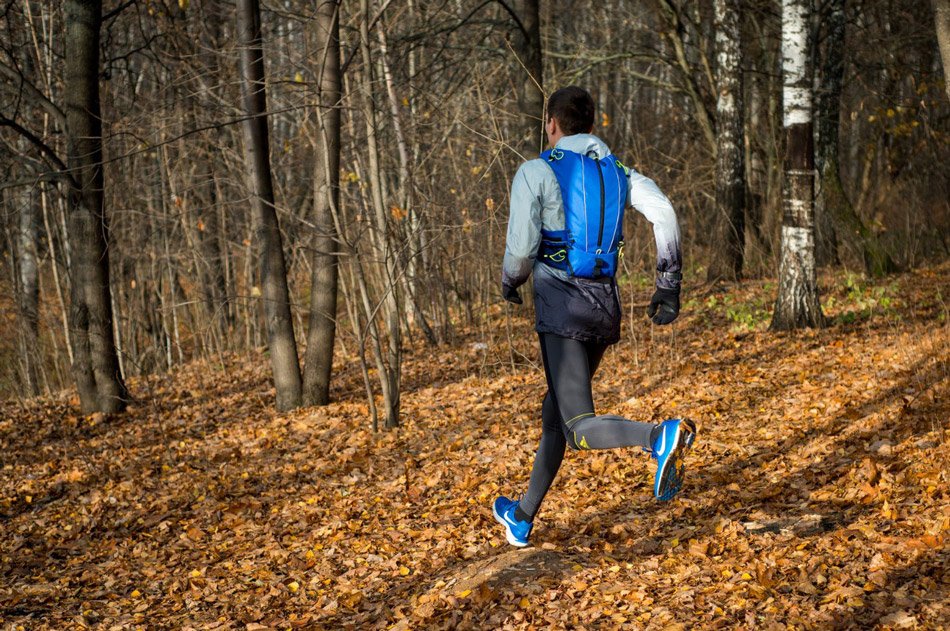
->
[0, 265, 947, 629]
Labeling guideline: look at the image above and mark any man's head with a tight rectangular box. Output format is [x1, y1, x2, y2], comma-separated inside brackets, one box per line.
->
[545, 86, 595, 148]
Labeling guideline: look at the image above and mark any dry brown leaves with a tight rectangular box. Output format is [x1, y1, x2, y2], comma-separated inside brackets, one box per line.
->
[1, 265, 948, 630]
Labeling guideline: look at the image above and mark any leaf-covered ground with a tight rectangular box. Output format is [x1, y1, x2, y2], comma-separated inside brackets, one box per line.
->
[1, 266, 948, 630]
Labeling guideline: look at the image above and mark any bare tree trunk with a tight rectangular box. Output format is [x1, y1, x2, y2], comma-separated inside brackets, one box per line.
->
[40, 186, 72, 369]
[401, 0, 438, 345]
[359, 0, 400, 428]
[764, 36, 784, 250]
[772, 0, 824, 330]
[157, 143, 186, 366]
[814, 0, 843, 266]
[10, 42, 42, 397]
[377, 23, 437, 346]
[815, 0, 896, 277]
[236, 0, 302, 411]
[197, 0, 233, 338]
[658, 0, 717, 154]
[197, 160, 233, 332]
[935, 0, 950, 101]
[708, 0, 745, 282]
[14, 179, 41, 396]
[339, 259, 379, 429]
[303, 0, 341, 407]
[515, 0, 544, 153]
[65, 0, 128, 413]
[745, 68, 767, 250]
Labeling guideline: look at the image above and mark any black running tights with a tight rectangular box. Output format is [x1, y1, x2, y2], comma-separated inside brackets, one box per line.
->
[518, 333, 657, 521]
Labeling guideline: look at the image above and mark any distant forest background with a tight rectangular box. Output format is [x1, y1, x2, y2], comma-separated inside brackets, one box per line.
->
[1, 0, 948, 421]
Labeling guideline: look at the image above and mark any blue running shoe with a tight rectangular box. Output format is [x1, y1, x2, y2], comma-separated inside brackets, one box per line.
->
[492, 496, 532, 547]
[650, 418, 697, 501]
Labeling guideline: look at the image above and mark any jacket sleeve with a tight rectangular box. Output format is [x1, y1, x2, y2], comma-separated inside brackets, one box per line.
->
[502, 162, 544, 289]
[627, 170, 683, 290]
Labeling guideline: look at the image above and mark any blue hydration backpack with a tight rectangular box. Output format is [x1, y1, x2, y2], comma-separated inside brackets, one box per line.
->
[537, 147, 629, 279]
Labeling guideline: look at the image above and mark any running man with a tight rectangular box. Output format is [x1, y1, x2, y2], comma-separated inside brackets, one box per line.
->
[493, 86, 697, 547]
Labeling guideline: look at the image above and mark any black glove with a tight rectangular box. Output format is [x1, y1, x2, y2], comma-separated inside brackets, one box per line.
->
[502, 283, 523, 305]
[648, 286, 680, 325]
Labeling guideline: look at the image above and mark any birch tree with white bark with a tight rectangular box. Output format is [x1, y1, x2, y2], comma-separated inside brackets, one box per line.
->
[771, 0, 824, 329]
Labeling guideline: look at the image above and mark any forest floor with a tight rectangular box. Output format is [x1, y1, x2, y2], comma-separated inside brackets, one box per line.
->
[1, 265, 948, 630]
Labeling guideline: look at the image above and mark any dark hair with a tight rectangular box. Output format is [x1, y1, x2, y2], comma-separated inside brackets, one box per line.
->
[546, 86, 595, 135]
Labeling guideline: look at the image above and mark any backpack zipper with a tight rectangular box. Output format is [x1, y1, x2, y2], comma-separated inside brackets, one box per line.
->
[595, 158, 606, 247]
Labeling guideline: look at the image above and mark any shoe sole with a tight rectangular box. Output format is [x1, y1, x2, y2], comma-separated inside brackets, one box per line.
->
[492, 503, 529, 547]
[656, 419, 697, 501]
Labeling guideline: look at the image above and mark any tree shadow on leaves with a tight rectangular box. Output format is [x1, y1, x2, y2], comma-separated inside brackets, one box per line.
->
[532, 350, 946, 625]
[830, 544, 948, 629]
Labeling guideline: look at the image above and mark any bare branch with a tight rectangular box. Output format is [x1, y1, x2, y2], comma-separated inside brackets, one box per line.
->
[0, 115, 71, 183]
[102, 0, 136, 22]
[0, 61, 66, 128]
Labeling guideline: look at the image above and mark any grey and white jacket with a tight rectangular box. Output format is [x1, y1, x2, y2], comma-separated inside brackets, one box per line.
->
[501, 133, 682, 344]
